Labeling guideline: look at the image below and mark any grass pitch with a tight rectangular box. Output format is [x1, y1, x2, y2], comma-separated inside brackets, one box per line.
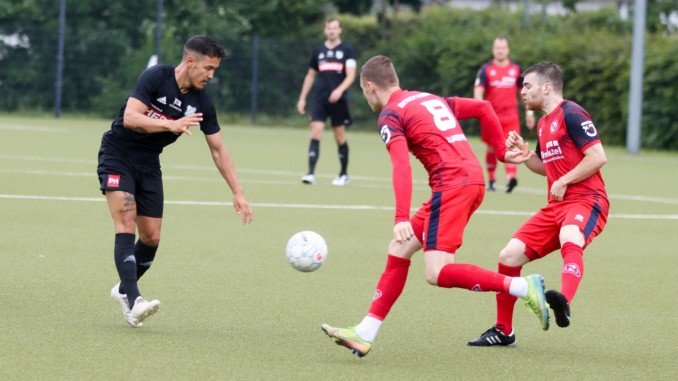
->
[0, 115, 676, 380]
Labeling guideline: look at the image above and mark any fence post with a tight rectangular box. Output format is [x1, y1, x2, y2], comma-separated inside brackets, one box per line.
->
[626, 0, 646, 155]
[54, 0, 66, 118]
[250, 35, 259, 124]
[155, 0, 163, 63]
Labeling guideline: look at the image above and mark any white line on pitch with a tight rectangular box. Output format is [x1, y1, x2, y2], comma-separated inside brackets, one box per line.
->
[1, 193, 677, 220]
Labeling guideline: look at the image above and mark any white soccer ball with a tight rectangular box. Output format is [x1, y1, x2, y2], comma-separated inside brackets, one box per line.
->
[285, 231, 328, 272]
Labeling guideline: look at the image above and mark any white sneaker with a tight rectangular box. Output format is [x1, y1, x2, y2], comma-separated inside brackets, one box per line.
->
[126, 296, 161, 328]
[301, 174, 316, 185]
[111, 282, 143, 328]
[332, 175, 350, 186]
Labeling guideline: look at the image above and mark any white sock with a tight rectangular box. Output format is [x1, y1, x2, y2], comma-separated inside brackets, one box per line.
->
[508, 277, 528, 298]
[355, 316, 382, 342]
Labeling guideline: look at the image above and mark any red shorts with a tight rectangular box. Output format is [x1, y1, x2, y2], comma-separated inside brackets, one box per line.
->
[481, 117, 520, 145]
[411, 185, 485, 253]
[514, 196, 609, 258]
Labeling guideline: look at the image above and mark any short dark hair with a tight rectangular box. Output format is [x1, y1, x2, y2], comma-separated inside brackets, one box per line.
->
[522, 62, 563, 93]
[361, 55, 399, 88]
[325, 17, 341, 27]
[183, 35, 229, 59]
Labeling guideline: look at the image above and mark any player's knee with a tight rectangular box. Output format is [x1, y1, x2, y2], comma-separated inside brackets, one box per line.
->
[498, 246, 525, 266]
[140, 233, 161, 247]
[560, 225, 584, 246]
[424, 264, 441, 286]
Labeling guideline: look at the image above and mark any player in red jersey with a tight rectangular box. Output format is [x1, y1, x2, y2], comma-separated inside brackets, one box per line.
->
[468, 62, 609, 347]
[474, 37, 535, 192]
[320, 55, 550, 357]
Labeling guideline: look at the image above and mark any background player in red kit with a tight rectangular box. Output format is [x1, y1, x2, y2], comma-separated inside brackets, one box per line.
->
[474, 37, 535, 192]
[297, 17, 357, 186]
[320, 55, 550, 358]
[468, 62, 609, 347]
[97, 36, 254, 328]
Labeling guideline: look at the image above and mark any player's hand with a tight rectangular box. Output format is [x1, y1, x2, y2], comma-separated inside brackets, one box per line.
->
[393, 221, 414, 244]
[328, 89, 343, 103]
[550, 179, 567, 201]
[504, 144, 531, 164]
[505, 130, 525, 151]
[168, 113, 202, 135]
[232, 192, 253, 224]
[296, 99, 306, 115]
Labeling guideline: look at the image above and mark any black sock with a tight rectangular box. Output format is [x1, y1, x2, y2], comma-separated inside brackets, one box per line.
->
[338, 142, 349, 176]
[308, 138, 320, 175]
[114, 233, 140, 308]
[119, 240, 158, 295]
[135, 240, 158, 280]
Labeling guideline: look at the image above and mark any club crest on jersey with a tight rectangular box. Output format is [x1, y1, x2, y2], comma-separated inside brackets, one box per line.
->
[156, 96, 167, 105]
[490, 69, 497, 76]
[563, 263, 581, 277]
[575, 214, 584, 222]
[581, 120, 597, 137]
[380, 125, 392, 143]
[509, 68, 517, 76]
[336, 50, 344, 59]
[185, 105, 197, 116]
[550, 121, 559, 134]
[107, 174, 120, 187]
[318, 52, 325, 60]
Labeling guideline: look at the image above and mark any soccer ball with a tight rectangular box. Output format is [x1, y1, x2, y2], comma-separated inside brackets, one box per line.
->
[285, 231, 328, 272]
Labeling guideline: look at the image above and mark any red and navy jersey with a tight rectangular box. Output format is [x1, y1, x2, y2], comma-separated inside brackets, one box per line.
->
[474, 60, 522, 122]
[535, 100, 607, 203]
[104, 65, 220, 155]
[309, 42, 356, 101]
[378, 90, 485, 191]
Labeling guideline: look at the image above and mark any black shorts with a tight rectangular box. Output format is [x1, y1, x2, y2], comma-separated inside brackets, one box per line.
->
[97, 145, 164, 218]
[310, 97, 352, 127]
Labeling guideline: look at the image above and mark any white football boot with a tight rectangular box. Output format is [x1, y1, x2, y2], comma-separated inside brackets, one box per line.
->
[332, 174, 350, 186]
[301, 174, 316, 185]
[110, 282, 143, 328]
[127, 296, 161, 327]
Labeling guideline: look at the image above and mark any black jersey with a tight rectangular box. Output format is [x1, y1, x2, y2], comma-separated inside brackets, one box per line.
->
[102, 65, 220, 155]
[309, 41, 356, 101]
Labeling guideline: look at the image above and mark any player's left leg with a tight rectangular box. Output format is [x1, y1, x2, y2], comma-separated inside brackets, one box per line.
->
[135, 216, 161, 281]
[330, 100, 351, 186]
[550, 199, 608, 327]
[503, 121, 521, 193]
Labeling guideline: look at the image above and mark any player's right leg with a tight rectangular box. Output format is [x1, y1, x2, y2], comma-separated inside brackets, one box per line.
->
[303, 100, 328, 184]
[321, 223, 422, 357]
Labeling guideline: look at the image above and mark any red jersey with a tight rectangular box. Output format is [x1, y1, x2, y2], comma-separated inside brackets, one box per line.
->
[535, 100, 607, 203]
[475, 60, 522, 123]
[377, 90, 506, 222]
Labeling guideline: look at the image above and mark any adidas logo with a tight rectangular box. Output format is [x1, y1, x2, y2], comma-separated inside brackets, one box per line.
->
[157, 96, 167, 105]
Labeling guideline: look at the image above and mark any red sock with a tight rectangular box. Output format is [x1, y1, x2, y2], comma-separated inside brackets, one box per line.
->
[436, 263, 510, 292]
[485, 151, 497, 181]
[505, 162, 517, 180]
[495, 263, 522, 335]
[560, 242, 584, 302]
[367, 255, 411, 320]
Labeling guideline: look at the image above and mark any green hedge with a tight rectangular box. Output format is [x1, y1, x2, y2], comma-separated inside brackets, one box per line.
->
[342, 8, 677, 150]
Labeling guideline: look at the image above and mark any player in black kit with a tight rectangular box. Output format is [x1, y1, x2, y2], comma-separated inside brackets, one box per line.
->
[296, 17, 357, 186]
[97, 36, 254, 328]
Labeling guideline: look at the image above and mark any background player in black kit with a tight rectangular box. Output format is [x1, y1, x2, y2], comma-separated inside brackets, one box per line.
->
[97, 35, 254, 328]
[296, 17, 357, 186]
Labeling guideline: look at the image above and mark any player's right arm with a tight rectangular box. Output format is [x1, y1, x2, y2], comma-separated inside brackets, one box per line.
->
[296, 68, 317, 115]
[122, 97, 202, 135]
[387, 137, 415, 244]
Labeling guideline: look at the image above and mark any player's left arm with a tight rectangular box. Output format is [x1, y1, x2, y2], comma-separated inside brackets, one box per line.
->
[329, 46, 357, 103]
[205, 132, 254, 224]
[551, 143, 607, 201]
[446, 96, 508, 162]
